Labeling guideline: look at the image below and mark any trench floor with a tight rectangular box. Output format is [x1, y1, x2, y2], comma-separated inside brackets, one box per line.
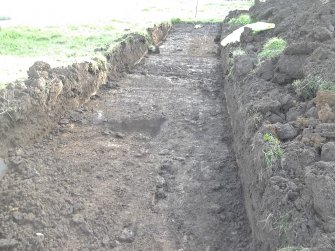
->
[0, 24, 252, 251]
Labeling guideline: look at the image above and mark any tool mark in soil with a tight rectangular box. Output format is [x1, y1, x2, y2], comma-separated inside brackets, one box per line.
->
[0, 24, 252, 251]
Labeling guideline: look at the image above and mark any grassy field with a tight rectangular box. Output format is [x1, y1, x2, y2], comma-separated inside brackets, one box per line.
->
[0, 0, 253, 83]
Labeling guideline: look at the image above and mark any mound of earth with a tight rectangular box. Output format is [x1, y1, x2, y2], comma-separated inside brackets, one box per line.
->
[221, 0, 335, 250]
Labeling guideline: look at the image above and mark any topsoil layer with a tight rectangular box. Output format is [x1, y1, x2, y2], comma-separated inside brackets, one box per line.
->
[0, 24, 252, 250]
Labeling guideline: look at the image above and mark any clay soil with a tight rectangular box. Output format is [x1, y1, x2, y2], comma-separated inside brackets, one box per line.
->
[0, 24, 252, 251]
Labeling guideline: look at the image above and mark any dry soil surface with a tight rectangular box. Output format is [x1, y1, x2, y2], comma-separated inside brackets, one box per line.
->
[0, 24, 252, 251]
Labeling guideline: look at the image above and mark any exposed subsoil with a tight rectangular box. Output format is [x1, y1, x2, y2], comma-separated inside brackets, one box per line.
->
[221, 0, 335, 250]
[0, 24, 252, 250]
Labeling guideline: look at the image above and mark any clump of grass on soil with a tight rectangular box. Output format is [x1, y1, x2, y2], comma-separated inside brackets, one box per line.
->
[170, 18, 221, 25]
[262, 133, 283, 167]
[293, 75, 335, 100]
[232, 48, 246, 58]
[259, 37, 287, 59]
[228, 14, 252, 25]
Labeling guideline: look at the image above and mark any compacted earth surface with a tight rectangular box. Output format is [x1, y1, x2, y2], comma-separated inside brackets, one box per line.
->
[0, 24, 252, 250]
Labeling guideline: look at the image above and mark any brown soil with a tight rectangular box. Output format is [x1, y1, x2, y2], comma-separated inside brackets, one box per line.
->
[222, 0, 335, 250]
[0, 24, 252, 250]
[2, 1, 335, 250]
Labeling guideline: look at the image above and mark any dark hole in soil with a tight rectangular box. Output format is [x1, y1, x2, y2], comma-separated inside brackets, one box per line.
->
[108, 117, 166, 137]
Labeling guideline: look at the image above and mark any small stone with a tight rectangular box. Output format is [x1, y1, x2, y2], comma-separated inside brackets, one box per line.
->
[0, 158, 8, 180]
[12, 212, 24, 222]
[321, 142, 335, 162]
[134, 152, 144, 157]
[36, 233, 44, 238]
[172, 156, 185, 161]
[156, 176, 166, 188]
[106, 81, 120, 89]
[72, 214, 84, 225]
[276, 123, 298, 140]
[159, 161, 174, 175]
[59, 119, 70, 125]
[73, 202, 85, 213]
[286, 107, 301, 121]
[102, 130, 111, 136]
[114, 132, 125, 139]
[8, 156, 23, 167]
[24, 212, 36, 222]
[102, 236, 110, 246]
[287, 190, 298, 201]
[158, 149, 170, 155]
[118, 228, 135, 243]
[25, 168, 40, 179]
[155, 188, 167, 199]
[148, 45, 160, 54]
[80, 223, 92, 235]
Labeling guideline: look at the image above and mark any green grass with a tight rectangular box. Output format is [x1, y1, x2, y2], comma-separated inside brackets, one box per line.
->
[0, 83, 7, 90]
[170, 17, 222, 24]
[263, 133, 283, 167]
[232, 48, 246, 58]
[0, 26, 124, 57]
[259, 37, 287, 59]
[228, 14, 252, 25]
[293, 75, 335, 100]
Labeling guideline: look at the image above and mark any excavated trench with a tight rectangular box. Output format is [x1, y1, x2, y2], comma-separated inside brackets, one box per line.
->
[0, 24, 252, 250]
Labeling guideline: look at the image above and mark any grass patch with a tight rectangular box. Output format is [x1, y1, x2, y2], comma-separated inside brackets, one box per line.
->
[0, 83, 7, 90]
[263, 133, 283, 167]
[232, 48, 246, 58]
[293, 75, 335, 100]
[228, 14, 252, 25]
[170, 17, 221, 24]
[259, 37, 287, 59]
[171, 18, 183, 24]
[0, 26, 123, 57]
